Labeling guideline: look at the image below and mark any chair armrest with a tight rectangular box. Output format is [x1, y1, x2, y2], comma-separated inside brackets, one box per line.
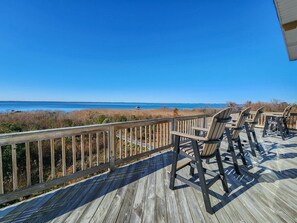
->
[225, 123, 236, 128]
[192, 127, 208, 132]
[225, 124, 244, 130]
[245, 120, 257, 124]
[171, 131, 206, 141]
[267, 114, 282, 117]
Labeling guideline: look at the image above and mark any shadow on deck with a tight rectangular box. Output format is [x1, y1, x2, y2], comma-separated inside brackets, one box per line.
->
[0, 130, 297, 222]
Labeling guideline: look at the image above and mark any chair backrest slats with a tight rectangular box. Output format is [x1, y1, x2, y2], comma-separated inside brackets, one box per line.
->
[250, 107, 265, 130]
[231, 107, 251, 139]
[282, 105, 293, 118]
[201, 108, 232, 156]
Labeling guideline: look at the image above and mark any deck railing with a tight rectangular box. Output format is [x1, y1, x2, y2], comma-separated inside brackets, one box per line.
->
[0, 114, 208, 204]
[0, 111, 296, 204]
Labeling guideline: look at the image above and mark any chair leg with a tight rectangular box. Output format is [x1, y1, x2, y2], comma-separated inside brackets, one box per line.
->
[191, 140, 213, 214]
[189, 166, 194, 176]
[262, 117, 269, 137]
[169, 135, 180, 190]
[237, 137, 247, 166]
[251, 130, 260, 151]
[244, 123, 256, 156]
[283, 118, 289, 135]
[216, 149, 229, 193]
[225, 128, 241, 174]
[276, 118, 285, 140]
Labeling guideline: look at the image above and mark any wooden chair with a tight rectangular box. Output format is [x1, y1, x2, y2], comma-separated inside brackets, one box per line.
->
[262, 105, 293, 140]
[170, 108, 232, 214]
[225, 107, 251, 175]
[244, 107, 265, 156]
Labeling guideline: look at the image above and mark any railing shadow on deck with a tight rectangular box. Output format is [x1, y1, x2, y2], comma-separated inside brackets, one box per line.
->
[262, 131, 297, 141]
[0, 151, 173, 222]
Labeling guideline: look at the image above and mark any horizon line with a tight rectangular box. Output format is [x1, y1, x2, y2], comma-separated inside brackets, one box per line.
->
[0, 100, 230, 104]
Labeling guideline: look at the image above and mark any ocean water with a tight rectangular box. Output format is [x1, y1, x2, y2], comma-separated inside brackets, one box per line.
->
[0, 101, 226, 112]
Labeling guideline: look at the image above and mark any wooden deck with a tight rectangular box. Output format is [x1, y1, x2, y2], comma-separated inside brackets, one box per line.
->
[0, 129, 297, 223]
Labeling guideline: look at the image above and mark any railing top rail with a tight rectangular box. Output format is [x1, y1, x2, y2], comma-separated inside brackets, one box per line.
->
[0, 114, 208, 145]
[0, 124, 110, 145]
[174, 114, 209, 120]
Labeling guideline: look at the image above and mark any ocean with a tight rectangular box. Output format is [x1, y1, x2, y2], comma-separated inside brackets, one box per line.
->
[0, 101, 227, 112]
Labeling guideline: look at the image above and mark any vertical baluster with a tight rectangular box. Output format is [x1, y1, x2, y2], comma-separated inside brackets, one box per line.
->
[181, 120, 183, 132]
[169, 122, 171, 144]
[166, 122, 169, 145]
[153, 125, 155, 149]
[203, 116, 207, 128]
[135, 127, 137, 155]
[89, 133, 92, 168]
[25, 142, 31, 186]
[184, 120, 186, 131]
[12, 144, 18, 191]
[50, 139, 55, 179]
[140, 126, 142, 153]
[144, 126, 147, 151]
[130, 128, 133, 156]
[0, 146, 3, 194]
[170, 121, 173, 144]
[72, 136, 76, 173]
[125, 129, 127, 158]
[157, 124, 159, 148]
[149, 125, 152, 150]
[164, 123, 167, 145]
[62, 137, 66, 176]
[109, 126, 116, 170]
[103, 132, 106, 164]
[167, 122, 170, 144]
[38, 141, 43, 183]
[160, 123, 162, 146]
[119, 129, 122, 160]
[96, 132, 99, 165]
[163, 123, 166, 146]
[81, 135, 85, 170]
[107, 130, 110, 163]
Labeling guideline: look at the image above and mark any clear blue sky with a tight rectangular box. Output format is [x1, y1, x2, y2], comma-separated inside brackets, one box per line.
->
[0, 1, 296, 104]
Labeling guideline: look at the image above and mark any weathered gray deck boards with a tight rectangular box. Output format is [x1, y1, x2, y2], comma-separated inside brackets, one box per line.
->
[0, 129, 297, 223]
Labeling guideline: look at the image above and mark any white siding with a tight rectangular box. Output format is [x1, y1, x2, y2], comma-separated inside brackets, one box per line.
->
[275, 0, 297, 61]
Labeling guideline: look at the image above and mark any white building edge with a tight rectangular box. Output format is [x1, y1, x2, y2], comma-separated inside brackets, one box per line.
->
[274, 0, 297, 61]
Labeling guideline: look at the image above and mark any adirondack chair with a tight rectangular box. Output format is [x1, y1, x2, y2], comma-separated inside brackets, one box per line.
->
[262, 105, 293, 140]
[244, 107, 265, 156]
[169, 108, 232, 214]
[224, 107, 251, 175]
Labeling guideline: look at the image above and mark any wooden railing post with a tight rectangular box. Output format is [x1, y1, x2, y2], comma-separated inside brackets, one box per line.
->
[0, 146, 3, 194]
[203, 115, 206, 128]
[171, 118, 175, 145]
[109, 126, 116, 171]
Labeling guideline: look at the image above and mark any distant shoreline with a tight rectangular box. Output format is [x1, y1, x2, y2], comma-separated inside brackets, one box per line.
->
[0, 101, 227, 112]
